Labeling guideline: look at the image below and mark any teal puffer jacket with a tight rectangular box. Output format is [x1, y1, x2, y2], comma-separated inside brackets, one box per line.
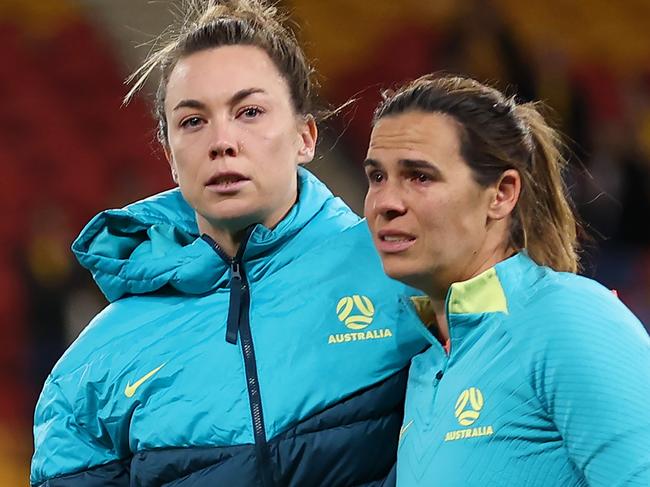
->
[31, 168, 428, 487]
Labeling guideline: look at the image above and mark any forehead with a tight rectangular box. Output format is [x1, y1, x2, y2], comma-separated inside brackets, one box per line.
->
[165, 44, 290, 105]
[368, 111, 463, 162]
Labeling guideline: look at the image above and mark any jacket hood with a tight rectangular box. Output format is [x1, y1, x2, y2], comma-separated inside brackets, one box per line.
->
[72, 167, 356, 302]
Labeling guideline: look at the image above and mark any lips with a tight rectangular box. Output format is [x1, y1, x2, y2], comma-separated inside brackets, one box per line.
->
[376, 230, 416, 253]
[205, 171, 251, 193]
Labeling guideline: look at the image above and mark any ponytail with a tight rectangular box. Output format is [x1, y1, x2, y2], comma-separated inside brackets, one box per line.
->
[514, 104, 579, 273]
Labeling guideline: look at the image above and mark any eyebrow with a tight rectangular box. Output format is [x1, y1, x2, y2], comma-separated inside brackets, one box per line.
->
[363, 158, 442, 177]
[363, 158, 382, 169]
[401, 159, 441, 176]
[172, 87, 267, 112]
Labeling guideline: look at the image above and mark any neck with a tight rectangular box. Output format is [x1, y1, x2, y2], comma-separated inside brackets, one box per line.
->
[429, 297, 449, 343]
[195, 182, 300, 258]
[197, 214, 251, 258]
[202, 226, 247, 258]
[426, 241, 517, 343]
[460, 243, 515, 285]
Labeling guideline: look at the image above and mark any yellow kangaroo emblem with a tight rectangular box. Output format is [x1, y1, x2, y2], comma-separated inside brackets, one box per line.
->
[124, 364, 165, 398]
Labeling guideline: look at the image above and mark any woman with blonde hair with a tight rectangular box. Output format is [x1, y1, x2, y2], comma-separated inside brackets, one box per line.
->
[30, 2, 426, 485]
[364, 74, 650, 486]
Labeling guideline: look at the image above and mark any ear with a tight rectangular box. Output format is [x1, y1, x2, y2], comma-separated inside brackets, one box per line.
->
[163, 144, 179, 184]
[487, 169, 521, 221]
[296, 115, 318, 164]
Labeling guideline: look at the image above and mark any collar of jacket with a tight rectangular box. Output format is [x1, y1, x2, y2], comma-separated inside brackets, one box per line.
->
[72, 167, 348, 302]
[405, 252, 543, 346]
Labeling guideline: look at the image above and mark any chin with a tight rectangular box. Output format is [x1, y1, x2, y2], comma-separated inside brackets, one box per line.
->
[381, 260, 416, 284]
[381, 261, 433, 294]
[198, 206, 260, 231]
[203, 200, 260, 221]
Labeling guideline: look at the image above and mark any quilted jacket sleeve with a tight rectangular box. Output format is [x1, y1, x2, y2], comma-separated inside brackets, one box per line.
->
[31, 376, 129, 487]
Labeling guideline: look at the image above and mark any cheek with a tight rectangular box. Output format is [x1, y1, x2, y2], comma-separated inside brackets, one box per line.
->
[169, 148, 204, 196]
[174, 150, 199, 178]
[168, 135, 193, 166]
[363, 191, 375, 219]
[417, 191, 473, 239]
[414, 191, 447, 226]
[453, 191, 489, 236]
[247, 119, 294, 148]
[245, 128, 298, 173]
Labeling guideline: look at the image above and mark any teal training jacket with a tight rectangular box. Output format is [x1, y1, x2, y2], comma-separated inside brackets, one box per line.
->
[397, 252, 650, 487]
[31, 168, 428, 487]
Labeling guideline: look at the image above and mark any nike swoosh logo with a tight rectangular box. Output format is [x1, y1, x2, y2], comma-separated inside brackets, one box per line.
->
[124, 364, 165, 398]
[399, 420, 414, 442]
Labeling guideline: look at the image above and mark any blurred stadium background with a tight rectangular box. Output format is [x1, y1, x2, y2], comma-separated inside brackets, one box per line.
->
[1, 0, 649, 483]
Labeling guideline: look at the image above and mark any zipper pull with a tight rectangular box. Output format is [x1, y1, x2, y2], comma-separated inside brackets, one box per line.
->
[226, 261, 243, 344]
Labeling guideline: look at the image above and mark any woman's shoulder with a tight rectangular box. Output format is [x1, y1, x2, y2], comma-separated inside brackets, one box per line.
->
[50, 294, 185, 381]
[508, 267, 647, 347]
[524, 270, 631, 318]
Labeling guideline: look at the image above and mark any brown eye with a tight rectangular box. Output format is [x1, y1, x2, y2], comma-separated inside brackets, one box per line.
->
[410, 171, 432, 184]
[366, 170, 384, 184]
[180, 116, 204, 129]
[239, 106, 263, 119]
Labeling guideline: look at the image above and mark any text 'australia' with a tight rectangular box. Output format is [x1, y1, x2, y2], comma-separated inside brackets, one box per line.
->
[444, 425, 494, 442]
[328, 328, 393, 345]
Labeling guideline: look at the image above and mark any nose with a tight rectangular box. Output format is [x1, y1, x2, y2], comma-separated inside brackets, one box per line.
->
[208, 122, 238, 159]
[366, 185, 407, 221]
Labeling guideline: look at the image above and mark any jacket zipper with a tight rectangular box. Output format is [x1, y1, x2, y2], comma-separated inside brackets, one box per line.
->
[431, 286, 453, 402]
[202, 232, 274, 487]
[402, 295, 451, 405]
